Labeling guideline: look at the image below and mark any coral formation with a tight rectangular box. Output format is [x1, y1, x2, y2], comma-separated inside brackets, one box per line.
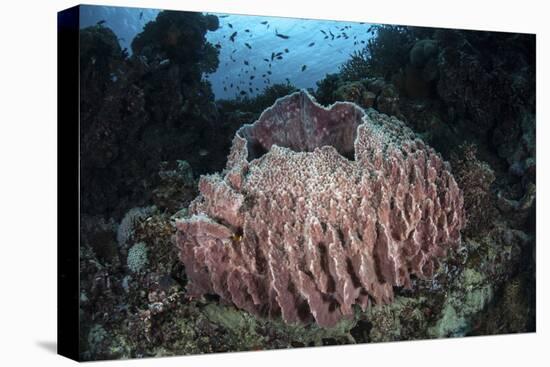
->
[176, 90, 464, 327]
[451, 143, 496, 236]
[117, 206, 155, 248]
[80, 11, 224, 220]
[127, 242, 150, 274]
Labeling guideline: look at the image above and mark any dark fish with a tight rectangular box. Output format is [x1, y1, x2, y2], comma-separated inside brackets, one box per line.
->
[308, 42, 315, 47]
[262, 74, 266, 77]
[139, 11, 143, 20]
[360, 40, 365, 44]
[224, 87, 227, 91]
[256, 88, 259, 91]
[263, 58, 270, 62]
[249, 88, 253, 93]
[229, 31, 237, 42]
[275, 30, 290, 39]
[271, 52, 275, 61]
[329, 30, 335, 40]
[268, 63, 272, 68]
[267, 70, 272, 75]
[215, 43, 222, 49]
[276, 56, 283, 60]
[244, 60, 249, 65]
[250, 75, 255, 80]
[324, 36, 328, 39]
[219, 15, 229, 18]
[240, 91, 247, 95]
[230, 83, 233, 87]
[354, 41, 357, 45]
[285, 78, 291, 84]
[232, 49, 237, 53]
[261, 21, 268, 25]
[336, 35, 341, 39]
[284, 48, 289, 53]
[301, 65, 307, 71]
[245, 29, 250, 32]
[320, 30, 327, 35]
[245, 42, 252, 49]
[253, 66, 256, 70]
[228, 23, 233, 28]
[96, 20, 106, 25]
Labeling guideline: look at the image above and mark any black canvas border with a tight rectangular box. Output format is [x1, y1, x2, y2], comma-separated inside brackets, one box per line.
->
[57, 4, 80, 361]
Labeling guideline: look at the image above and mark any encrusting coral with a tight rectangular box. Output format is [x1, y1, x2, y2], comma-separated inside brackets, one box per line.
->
[176, 90, 464, 327]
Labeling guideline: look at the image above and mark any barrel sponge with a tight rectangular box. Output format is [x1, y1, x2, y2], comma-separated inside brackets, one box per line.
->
[175, 90, 464, 327]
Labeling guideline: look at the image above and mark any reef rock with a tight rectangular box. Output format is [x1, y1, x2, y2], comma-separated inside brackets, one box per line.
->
[175, 90, 464, 327]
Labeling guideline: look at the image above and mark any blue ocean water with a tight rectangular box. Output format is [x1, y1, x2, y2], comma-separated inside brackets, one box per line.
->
[79, 5, 373, 100]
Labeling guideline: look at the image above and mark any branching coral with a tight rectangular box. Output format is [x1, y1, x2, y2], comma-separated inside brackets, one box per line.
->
[176, 90, 464, 327]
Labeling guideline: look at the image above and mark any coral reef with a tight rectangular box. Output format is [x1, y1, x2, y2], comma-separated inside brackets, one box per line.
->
[176, 90, 464, 327]
[80, 11, 224, 220]
[78, 21, 535, 360]
[450, 143, 497, 237]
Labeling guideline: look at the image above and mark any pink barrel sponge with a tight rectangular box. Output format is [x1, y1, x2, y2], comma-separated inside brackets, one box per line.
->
[175, 90, 464, 327]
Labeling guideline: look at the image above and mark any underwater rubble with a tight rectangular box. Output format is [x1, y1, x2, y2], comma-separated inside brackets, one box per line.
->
[79, 15, 535, 360]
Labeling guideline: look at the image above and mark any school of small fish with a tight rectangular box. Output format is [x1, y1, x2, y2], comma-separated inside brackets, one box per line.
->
[208, 15, 372, 98]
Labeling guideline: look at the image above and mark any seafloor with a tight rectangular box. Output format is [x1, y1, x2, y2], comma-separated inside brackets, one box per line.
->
[78, 11, 535, 360]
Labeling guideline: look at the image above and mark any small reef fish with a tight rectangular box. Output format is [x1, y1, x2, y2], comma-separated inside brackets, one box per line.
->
[96, 20, 106, 25]
[275, 30, 290, 39]
[284, 48, 289, 53]
[245, 29, 250, 32]
[139, 11, 143, 20]
[240, 91, 247, 95]
[245, 42, 252, 49]
[276, 56, 283, 60]
[301, 65, 307, 71]
[229, 32, 237, 42]
[228, 23, 233, 28]
[308, 42, 315, 47]
[261, 21, 268, 25]
[263, 58, 270, 62]
[244, 60, 249, 65]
